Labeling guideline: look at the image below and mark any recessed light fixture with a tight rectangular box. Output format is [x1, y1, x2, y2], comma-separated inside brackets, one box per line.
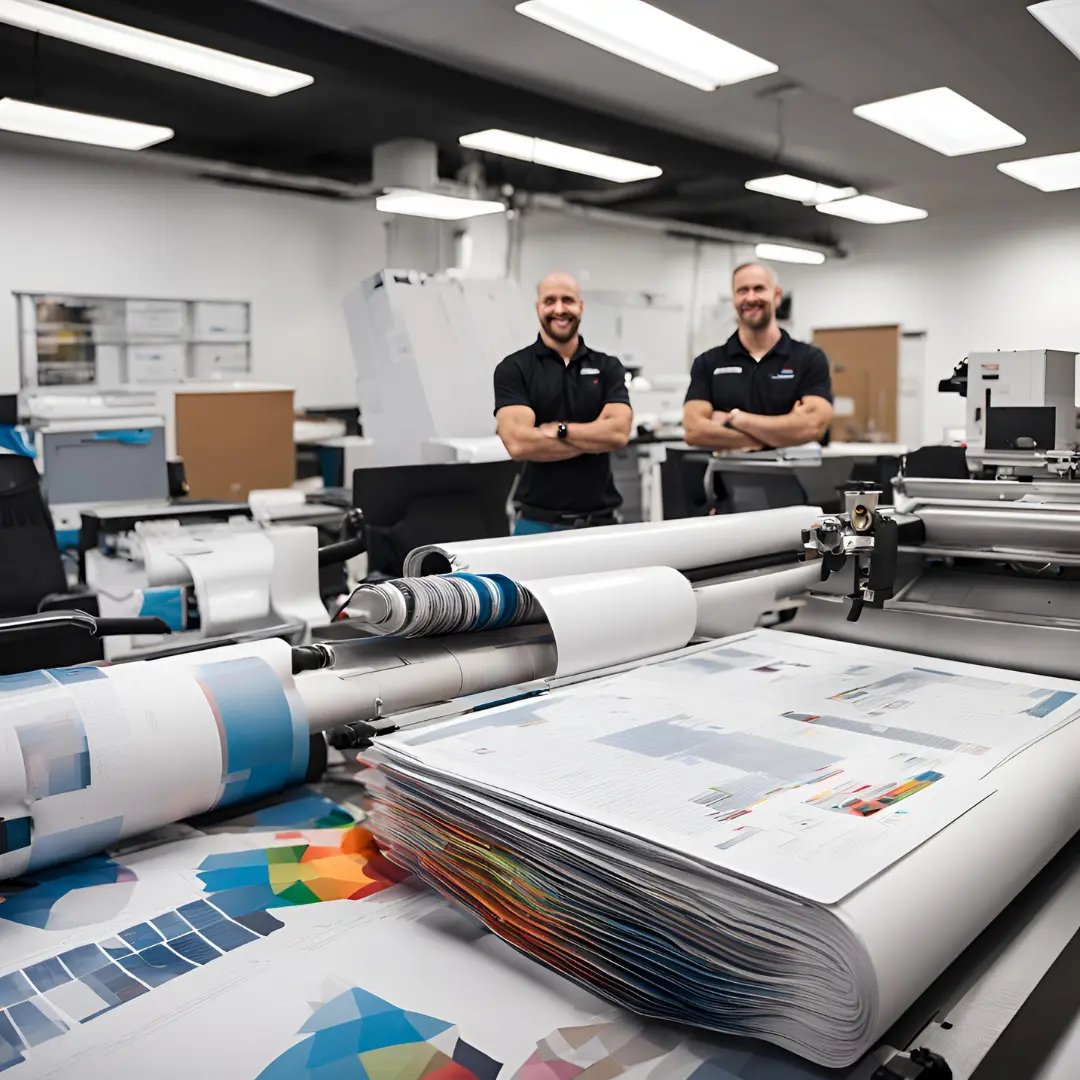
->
[1030, 1, 1080, 63]
[816, 195, 927, 224]
[375, 189, 507, 221]
[754, 243, 826, 265]
[0, 97, 173, 150]
[998, 150, 1080, 191]
[515, 0, 777, 90]
[853, 87, 1025, 157]
[745, 174, 858, 205]
[0, 0, 313, 96]
[459, 129, 661, 183]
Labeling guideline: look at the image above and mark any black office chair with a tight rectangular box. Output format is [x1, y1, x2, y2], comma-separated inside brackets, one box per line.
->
[714, 469, 809, 514]
[0, 455, 108, 674]
[660, 449, 712, 519]
[353, 461, 519, 579]
[0, 455, 67, 617]
[903, 445, 970, 479]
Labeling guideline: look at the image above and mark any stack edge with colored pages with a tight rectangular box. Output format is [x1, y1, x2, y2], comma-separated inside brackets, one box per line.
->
[364, 629, 1080, 1069]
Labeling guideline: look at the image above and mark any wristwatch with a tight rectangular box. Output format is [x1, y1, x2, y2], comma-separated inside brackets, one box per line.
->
[557, 422, 568, 440]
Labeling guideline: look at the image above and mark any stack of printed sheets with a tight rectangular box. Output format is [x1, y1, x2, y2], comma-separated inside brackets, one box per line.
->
[366, 629, 1080, 1067]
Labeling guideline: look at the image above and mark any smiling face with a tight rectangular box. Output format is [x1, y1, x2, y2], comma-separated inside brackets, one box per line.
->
[732, 263, 781, 333]
[536, 272, 583, 345]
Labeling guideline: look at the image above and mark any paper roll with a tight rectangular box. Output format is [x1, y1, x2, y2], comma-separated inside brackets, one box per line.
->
[0, 639, 308, 881]
[175, 532, 275, 634]
[405, 505, 822, 581]
[844, 698, 1080, 1046]
[522, 567, 696, 677]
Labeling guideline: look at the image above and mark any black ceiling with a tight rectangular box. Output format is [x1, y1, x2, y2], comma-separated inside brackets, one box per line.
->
[0, 0, 849, 244]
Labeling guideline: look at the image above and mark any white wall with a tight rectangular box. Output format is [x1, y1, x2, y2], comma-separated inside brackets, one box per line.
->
[469, 207, 753, 377]
[0, 148, 387, 406]
[781, 204, 1080, 447]
[19, 145, 1078, 450]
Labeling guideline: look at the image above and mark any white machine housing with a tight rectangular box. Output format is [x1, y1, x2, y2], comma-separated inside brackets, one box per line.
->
[343, 270, 534, 467]
[966, 348, 1078, 448]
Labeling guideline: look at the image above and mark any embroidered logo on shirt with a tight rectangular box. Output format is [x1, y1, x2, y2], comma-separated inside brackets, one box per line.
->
[580, 367, 600, 375]
[713, 366, 742, 375]
[772, 367, 795, 380]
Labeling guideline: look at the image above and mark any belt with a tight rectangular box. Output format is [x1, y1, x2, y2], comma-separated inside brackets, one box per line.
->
[519, 506, 617, 527]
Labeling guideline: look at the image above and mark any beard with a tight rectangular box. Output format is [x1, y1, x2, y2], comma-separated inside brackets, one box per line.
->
[543, 314, 580, 343]
[738, 303, 772, 330]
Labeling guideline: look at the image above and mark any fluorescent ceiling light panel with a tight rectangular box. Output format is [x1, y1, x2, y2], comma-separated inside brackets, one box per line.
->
[754, 243, 826, 265]
[375, 189, 506, 221]
[0, 97, 172, 149]
[853, 87, 1025, 156]
[1030, 1, 1080, 62]
[0, 0, 312, 96]
[998, 150, 1080, 191]
[459, 129, 661, 183]
[745, 174, 857, 205]
[816, 195, 927, 224]
[515, 0, 777, 90]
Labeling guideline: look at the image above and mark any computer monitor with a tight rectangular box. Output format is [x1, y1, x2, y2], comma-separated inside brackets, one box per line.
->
[353, 460, 519, 578]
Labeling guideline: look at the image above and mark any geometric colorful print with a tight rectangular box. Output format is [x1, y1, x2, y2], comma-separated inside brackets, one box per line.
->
[197, 826, 407, 918]
[256, 985, 503, 1080]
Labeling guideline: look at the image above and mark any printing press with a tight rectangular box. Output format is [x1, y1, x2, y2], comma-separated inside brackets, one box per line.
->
[5, 352, 1080, 1079]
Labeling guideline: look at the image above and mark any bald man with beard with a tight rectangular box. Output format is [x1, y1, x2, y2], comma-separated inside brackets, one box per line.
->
[494, 272, 633, 535]
[683, 262, 833, 451]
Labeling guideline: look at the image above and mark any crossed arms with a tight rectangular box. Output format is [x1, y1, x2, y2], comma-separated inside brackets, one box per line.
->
[683, 396, 833, 451]
[496, 403, 633, 462]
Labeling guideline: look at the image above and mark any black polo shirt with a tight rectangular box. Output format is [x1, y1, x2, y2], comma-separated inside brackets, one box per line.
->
[493, 336, 630, 515]
[685, 330, 833, 415]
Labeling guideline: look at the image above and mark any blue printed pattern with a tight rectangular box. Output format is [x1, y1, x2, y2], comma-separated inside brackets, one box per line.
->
[194, 656, 309, 810]
[0, 898, 282, 1071]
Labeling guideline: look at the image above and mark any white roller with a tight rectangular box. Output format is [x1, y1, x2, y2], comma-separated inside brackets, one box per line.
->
[693, 562, 821, 639]
[404, 506, 822, 580]
[523, 567, 697, 677]
[0, 639, 308, 882]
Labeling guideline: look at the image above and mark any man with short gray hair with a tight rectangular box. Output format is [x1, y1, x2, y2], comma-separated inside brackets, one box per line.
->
[683, 262, 833, 450]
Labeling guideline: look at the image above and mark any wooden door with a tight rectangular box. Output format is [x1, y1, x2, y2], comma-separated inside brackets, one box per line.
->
[813, 325, 900, 442]
[176, 389, 295, 500]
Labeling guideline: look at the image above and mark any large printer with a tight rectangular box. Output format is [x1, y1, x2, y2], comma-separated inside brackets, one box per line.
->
[6, 382, 1080, 1080]
[788, 347, 1080, 679]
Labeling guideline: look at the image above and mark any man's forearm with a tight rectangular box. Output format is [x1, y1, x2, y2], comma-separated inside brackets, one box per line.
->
[729, 411, 822, 448]
[684, 418, 764, 451]
[565, 418, 630, 452]
[500, 428, 583, 461]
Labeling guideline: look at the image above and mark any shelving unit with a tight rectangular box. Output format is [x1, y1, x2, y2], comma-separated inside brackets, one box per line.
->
[16, 292, 253, 389]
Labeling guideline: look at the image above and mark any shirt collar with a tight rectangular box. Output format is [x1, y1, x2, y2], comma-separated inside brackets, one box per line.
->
[724, 328, 791, 362]
[534, 334, 591, 363]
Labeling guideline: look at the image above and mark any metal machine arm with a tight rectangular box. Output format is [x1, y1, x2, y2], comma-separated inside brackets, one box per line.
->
[802, 485, 899, 623]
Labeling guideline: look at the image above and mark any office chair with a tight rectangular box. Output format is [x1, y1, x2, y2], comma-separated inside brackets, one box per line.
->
[353, 461, 519, 579]
[0, 455, 67, 617]
[903, 445, 970, 479]
[660, 449, 713, 519]
[714, 469, 809, 514]
[0, 455, 108, 674]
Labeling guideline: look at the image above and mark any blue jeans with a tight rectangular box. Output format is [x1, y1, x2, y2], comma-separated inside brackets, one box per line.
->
[513, 518, 576, 536]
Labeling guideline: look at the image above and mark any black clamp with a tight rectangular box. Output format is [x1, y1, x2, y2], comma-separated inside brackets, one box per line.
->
[325, 721, 398, 751]
[872, 1047, 952, 1079]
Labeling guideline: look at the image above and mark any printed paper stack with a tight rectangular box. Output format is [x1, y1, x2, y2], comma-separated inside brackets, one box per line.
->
[365, 629, 1080, 1068]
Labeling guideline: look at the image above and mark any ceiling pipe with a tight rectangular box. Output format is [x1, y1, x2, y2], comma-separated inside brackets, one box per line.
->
[522, 192, 846, 257]
[61, 142, 842, 253]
